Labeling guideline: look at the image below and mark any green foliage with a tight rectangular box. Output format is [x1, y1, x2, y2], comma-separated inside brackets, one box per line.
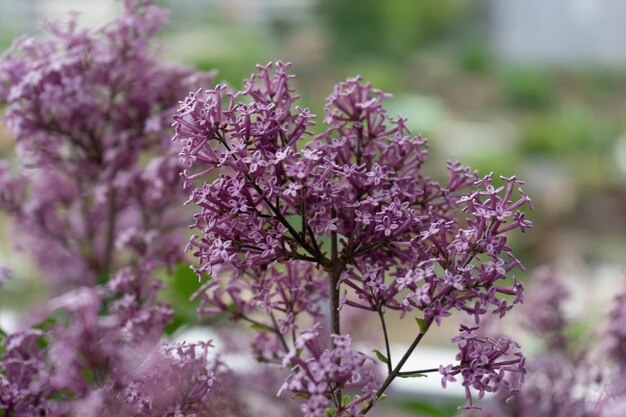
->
[520, 105, 614, 155]
[249, 322, 275, 333]
[398, 372, 428, 379]
[373, 349, 390, 365]
[399, 399, 460, 417]
[0, 327, 6, 357]
[501, 68, 555, 108]
[456, 40, 492, 73]
[415, 317, 427, 334]
[321, 0, 467, 60]
[162, 264, 204, 335]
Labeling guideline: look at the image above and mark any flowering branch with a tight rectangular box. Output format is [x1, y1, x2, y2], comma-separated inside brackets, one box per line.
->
[176, 61, 533, 415]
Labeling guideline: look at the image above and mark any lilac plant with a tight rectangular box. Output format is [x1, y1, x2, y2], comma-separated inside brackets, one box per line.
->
[175, 61, 532, 414]
[0, 0, 210, 289]
[0, 1, 534, 414]
[0, 266, 231, 416]
[0, 1, 236, 416]
[461, 267, 626, 417]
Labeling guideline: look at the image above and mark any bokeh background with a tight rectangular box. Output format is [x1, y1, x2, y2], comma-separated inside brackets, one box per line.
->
[1, 1, 625, 415]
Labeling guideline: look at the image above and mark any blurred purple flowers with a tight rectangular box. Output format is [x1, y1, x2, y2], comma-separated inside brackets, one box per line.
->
[0, 1, 228, 415]
[441, 325, 525, 409]
[0, 0, 210, 289]
[461, 267, 626, 417]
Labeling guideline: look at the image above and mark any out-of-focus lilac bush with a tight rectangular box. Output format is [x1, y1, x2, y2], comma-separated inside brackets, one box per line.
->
[0, 1, 534, 416]
[0, 0, 210, 289]
[0, 1, 237, 415]
[461, 267, 626, 417]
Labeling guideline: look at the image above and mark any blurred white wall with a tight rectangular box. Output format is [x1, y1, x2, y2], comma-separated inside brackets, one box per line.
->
[0, 0, 120, 31]
[494, 0, 626, 66]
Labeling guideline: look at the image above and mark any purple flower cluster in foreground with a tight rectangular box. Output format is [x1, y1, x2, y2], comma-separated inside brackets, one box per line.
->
[0, 1, 535, 416]
[175, 61, 532, 413]
[279, 327, 379, 417]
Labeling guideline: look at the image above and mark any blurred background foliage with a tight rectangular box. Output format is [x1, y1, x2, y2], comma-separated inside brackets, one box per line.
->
[1, 0, 625, 415]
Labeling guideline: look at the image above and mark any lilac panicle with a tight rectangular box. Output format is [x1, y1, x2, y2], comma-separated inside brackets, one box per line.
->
[459, 269, 607, 417]
[0, 2, 235, 416]
[521, 266, 571, 350]
[604, 280, 626, 368]
[0, 330, 59, 417]
[176, 62, 532, 412]
[0, 0, 212, 288]
[439, 325, 525, 410]
[0, 267, 232, 416]
[177, 63, 531, 325]
[279, 326, 379, 417]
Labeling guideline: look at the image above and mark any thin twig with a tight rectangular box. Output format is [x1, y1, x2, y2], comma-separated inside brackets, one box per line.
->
[376, 308, 393, 374]
[362, 319, 432, 414]
[102, 187, 117, 277]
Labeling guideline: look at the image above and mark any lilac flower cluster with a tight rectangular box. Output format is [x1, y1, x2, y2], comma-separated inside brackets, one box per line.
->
[461, 268, 626, 417]
[0, 330, 55, 416]
[522, 266, 571, 350]
[0, 265, 232, 416]
[439, 325, 525, 410]
[280, 326, 379, 417]
[604, 282, 626, 367]
[176, 62, 532, 413]
[0, 0, 211, 289]
[0, 2, 234, 416]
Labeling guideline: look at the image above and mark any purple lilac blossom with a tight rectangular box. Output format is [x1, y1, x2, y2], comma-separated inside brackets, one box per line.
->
[460, 268, 605, 417]
[0, 330, 59, 417]
[0, 2, 236, 416]
[0, 0, 212, 289]
[522, 266, 571, 350]
[279, 326, 379, 417]
[175, 62, 533, 412]
[439, 325, 525, 410]
[604, 280, 626, 367]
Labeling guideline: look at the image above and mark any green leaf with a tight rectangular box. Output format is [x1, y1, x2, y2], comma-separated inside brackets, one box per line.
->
[342, 394, 351, 406]
[399, 372, 428, 378]
[82, 367, 95, 384]
[0, 328, 6, 357]
[33, 316, 57, 331]
[400, 399, 460, 417]
[325, 408, 336, 417]
[291, 392, 311, 400]
[415, 317, 427, 334]
[96, 272, 114, 286]
[249, 322, 275, 333]
[163, 263, 210, 335]
[373, 349, 389, 365]
[172, 264, 207, 301]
